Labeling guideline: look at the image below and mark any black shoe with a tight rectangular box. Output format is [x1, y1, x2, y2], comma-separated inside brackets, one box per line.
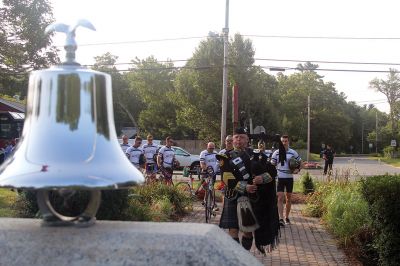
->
[241, 236, 253, 250]
[285, 218, 291, 225]
[279, 219, 285, 227]
[256, 244, 266, 254]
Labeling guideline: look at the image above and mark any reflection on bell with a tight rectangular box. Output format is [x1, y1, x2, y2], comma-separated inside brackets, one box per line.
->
[0, 20, 144, 226]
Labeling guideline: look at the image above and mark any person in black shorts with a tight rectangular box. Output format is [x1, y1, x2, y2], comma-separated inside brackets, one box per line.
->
[271, 135, 301, 227]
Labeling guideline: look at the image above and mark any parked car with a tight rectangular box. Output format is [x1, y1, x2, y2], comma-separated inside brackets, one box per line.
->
[172, 146, 200, 171]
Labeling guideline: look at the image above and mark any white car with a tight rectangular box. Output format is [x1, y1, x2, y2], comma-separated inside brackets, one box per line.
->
[172, 146, 200, 171]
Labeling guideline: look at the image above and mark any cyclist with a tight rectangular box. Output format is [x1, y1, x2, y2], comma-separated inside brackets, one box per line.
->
[219, 135, 234, 155]
[126, 136, 145, 170]
[143, 134, 159, 182]
[200, 142, 219, 210]
[157, 136, 176, 183]
[120, 135, 131, 153]
[271, 135, 301, 227]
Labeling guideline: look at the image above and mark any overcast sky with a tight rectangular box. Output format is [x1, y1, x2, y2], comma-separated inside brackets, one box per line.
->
[49, 0, 400, 113]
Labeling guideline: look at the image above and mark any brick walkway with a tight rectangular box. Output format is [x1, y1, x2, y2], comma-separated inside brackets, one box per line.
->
[181, 202, 349, 265]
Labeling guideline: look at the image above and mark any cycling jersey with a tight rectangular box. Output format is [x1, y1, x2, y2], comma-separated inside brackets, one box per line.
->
[126, 146, 144, 168]
[271, 148, 301, 178]
[200, 149, 219, 173]
[120, 143, 130, 153]
[142, 143, 158, 164]
[158, 146, 175, 168]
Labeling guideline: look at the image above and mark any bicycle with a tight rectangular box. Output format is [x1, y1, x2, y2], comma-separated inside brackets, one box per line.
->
[175, 166, 217, 223]
[203, 166, 217, 223]
[175, 167, 207, 199]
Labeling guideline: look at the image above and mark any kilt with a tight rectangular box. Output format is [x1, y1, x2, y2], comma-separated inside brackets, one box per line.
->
[219, 196, 239, 229]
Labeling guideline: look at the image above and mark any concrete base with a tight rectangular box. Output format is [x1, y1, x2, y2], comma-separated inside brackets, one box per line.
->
[0, 218, 261, 266]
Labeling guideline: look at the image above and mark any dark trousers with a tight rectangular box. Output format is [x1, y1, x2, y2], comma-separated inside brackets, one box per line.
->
[324, 160, 333, 174]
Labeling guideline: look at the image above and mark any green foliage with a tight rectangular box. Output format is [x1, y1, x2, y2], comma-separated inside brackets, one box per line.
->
[383, 146, 396, 158]
[323, 183, 371, 244]
[304, 181, 373, 264]
[0, 188, 17, 217]
[13, 190, 39, 218]
[369, 69, 400, 138]
[131, 182, 192, 217]
[299, 172, 315, 194]
[361, 175, 400, 266]
[277, 71, 352, 152]
[125, 56, 188, 139]
[0, 0, 58, 97]
[303, 183, 331, 218]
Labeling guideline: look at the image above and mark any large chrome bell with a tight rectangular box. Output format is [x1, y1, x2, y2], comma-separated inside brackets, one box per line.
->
[0, 20, 144, 226]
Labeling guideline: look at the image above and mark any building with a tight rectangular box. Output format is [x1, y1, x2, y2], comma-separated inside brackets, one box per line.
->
[0, 98, 25, 149]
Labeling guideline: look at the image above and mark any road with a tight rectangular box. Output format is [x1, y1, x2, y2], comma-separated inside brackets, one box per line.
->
[172, 156, 400, 182]
[297, 156, 400, 180]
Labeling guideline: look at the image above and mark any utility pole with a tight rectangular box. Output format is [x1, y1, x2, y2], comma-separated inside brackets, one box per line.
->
[307, 95, 310, 162]
[220, 0, 229, 149]
[376, 111, 378, 153]
[361, 122, 364, 154]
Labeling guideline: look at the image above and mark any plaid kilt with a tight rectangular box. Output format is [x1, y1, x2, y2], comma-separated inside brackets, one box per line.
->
[219, 196, 239, 229]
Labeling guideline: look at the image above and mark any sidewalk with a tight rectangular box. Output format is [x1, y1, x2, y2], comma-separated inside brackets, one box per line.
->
[181, 202, 350, 265]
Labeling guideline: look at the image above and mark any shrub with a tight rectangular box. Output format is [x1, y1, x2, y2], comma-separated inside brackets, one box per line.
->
[361, 175, 400, 266]
[322, 182, 371, 245]
[13, 190, 39, 218]
[303, 183, 332, 218]
[303, 181, 374, 263]
[131, 182, 192, 217]
[299, 172, 315, 194]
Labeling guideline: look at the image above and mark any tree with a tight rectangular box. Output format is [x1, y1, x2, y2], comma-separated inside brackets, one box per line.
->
[369, 69, 400, 138]
[0, 0, 58, 97]
[173, 33, 280, 142]
[277, 70, 351, 152]
[125, 56, 184, 139]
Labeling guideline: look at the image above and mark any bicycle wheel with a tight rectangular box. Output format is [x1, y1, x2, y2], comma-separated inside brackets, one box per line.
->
[205, 188, 213, 223]
[175, 182, 193, 198]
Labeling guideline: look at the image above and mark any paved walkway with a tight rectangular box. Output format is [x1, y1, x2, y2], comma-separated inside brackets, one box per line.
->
[181, 202, 349, 265]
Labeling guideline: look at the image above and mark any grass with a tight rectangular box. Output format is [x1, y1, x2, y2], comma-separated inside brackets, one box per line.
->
[309, 153, 322, 161]
[0, 188, 17, 217]
[374, 157, 400, 167]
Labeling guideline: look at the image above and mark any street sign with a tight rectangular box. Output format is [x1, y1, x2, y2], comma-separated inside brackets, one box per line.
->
[391, 139, 397, 147]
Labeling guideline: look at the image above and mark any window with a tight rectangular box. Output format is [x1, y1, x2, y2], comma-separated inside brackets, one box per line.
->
[0, 124, 12, 138]
[173, 147, 188, 156]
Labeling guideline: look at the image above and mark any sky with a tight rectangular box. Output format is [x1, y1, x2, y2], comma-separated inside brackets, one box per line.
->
[49, 0, 400, 113]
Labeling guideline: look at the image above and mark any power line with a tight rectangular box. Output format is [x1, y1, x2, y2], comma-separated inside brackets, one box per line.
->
[52, 34, 400, 48]
[55, 36, 211, 48]
[255, 58, 400, 66]
[83, 57, 400, 68]
[353, 99, 387, 104]
[258, 66, 395, 73]
[242, 34, 400, 40]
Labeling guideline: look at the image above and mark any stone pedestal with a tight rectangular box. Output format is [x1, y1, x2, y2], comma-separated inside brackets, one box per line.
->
[0, 218, 261, 266]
